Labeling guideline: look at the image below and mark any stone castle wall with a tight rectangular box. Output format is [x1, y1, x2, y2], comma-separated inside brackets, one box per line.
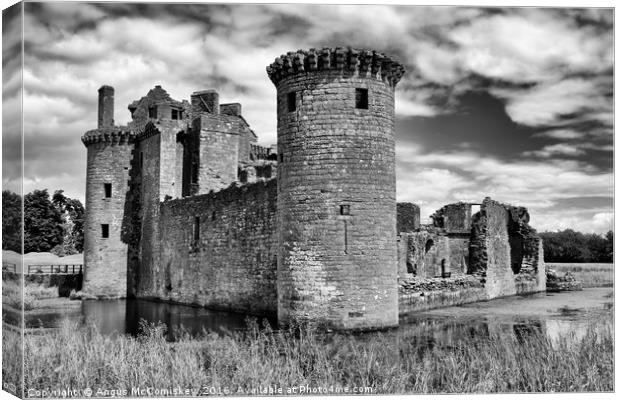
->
[156, 180, 278, 316]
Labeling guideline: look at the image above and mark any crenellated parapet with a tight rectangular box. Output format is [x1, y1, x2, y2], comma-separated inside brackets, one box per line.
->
[81, 128, 134, 146]
[266, 47, 406, 87]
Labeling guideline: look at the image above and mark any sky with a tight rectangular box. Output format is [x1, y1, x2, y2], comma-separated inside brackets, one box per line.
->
[1, 1, 615, 234]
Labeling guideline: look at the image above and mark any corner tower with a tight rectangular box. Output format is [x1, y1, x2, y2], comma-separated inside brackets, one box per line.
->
[81, 85, 134, 298]
[267, 47, 405, 330]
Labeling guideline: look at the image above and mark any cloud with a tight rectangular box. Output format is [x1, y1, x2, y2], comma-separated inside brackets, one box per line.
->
[523, 143, 586, 158]
[492, 77, 612, 127]
[395, 142, 613, 232]
[533, 129, 583, 140]
[7, 3, 613, 235]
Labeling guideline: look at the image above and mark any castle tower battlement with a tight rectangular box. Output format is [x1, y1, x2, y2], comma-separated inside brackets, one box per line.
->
[266, 47, 406, 87]
[271, 47, 405, 330]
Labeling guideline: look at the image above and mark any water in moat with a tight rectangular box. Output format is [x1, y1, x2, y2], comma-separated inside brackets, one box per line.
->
[17, 287, 613, 343]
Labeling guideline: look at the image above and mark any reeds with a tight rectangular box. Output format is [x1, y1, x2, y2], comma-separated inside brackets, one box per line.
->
[21, 317, 613, 394]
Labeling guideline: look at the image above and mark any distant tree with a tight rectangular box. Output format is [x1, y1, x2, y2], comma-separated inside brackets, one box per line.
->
[605, 230, 613, 262]
[2, 190, 22, 253]
[24, 189, 64, 253]
[540, 229, 614, 263]
[50, 190, 85, 255]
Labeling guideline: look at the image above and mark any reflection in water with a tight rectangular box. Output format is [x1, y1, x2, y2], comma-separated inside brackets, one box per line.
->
[81, 299, 276, 340]
[16, 295, 613, 346]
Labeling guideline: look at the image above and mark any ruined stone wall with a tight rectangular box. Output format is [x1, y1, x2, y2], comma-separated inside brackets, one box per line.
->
[397, 202, 420, 233]
[432, 202, 472, 233]
[476, 199, 516, 298]
[397, 231, 450, 278]
[446, 236, 469, 275]
[399, 276, 486, 315]
[197, 114, 239, 193]
[156, 180, 277, 316]
[82, 132, 133, 297]
[270, 48, 404, 330]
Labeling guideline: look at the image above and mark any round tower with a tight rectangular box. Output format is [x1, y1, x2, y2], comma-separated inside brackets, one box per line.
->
[82, 85, 134, 298]
[267, 47, 406, 330]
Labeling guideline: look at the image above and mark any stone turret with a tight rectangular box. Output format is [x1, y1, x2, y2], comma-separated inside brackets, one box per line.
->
[268, 47, 405, 330]
[82, 85, 134, 298]
[98, 85, 115, 129]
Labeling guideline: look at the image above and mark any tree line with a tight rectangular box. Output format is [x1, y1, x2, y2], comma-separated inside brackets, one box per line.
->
[539, 229, 613, 263]
[2, 189, 84, 255]
[1, 189, 614, 264]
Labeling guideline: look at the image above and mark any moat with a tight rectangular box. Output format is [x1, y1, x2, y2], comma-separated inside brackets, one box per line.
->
[16, 287, 613, 343]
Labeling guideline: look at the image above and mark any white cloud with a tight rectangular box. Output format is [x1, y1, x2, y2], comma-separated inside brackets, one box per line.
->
[492, 78, 612, 127]
[533, 129, 583, 140]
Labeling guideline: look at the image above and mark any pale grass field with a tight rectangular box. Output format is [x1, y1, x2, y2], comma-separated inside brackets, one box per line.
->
[546, 263, 614, 288]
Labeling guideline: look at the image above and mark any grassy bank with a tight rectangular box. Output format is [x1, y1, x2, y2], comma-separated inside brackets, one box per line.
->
[547, 263, 613, 288]
[3, 277, 58, 310]
[23, 318, 613, 394]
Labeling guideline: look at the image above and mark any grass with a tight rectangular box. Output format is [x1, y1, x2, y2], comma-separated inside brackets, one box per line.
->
[21, 317, 614, 394]
[547, 263, 613, 288]
[2, 327, 22, 397]
[2, 278, 58, 311]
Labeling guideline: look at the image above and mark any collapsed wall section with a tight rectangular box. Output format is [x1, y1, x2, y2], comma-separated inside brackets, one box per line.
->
[157, 180, 278, 316]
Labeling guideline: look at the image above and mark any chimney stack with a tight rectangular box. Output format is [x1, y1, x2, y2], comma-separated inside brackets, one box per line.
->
[98, 85, 115, 128]
[191, 90, 219, 114]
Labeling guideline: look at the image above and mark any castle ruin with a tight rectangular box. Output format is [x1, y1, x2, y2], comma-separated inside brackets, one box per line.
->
[81, 47, 546, 331]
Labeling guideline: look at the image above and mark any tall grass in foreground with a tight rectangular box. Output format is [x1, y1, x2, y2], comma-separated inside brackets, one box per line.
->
[24, 318, 613, 394]
[547, 263, 614, 288]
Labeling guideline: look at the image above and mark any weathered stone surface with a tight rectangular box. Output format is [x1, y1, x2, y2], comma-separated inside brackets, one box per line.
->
[397, 202, 420, 233]
[81, 114, 133, 297]
[273, 49, 403, 330]
[158, 180, 277, 315]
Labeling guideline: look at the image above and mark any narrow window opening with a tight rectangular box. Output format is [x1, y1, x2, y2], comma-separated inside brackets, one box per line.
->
[148, 106, 158, 119]
[279, 153, 284, 163]
[140, 152, 144, 168]
[211, 211, 216, 221]
[343, 220, 348, 254]
[104, 183, 112, 198]
[193, 217, 200, 247]
[191, 160, 198, 184]
[355, 88, 368, 109]
[101, 224, 109, 239]
[171, 109, 179, 120]
[287, 92, 296, 112]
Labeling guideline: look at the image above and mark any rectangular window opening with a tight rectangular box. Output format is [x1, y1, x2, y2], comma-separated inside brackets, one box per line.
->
[279, 153, 284, 163]
[171, 109, 179, 120]
[101, 224, 109, 239]
[340, 204, 351, 215]
[148, 106, 158, 119]
[287, 92, 296, 112]
[355, 88, 368, 109]
[193, 216, 200, 246]
[104, 183, 112, 198]
[140, 152, 144, 168]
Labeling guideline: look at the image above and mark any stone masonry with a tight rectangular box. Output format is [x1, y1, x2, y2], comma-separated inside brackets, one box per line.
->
[81, 46, 545, 331]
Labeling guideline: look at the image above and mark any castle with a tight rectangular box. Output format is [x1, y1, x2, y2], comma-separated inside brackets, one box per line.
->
[81, 47, 546, 331]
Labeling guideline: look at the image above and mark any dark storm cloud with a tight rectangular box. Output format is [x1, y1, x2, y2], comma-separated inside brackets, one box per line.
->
[12, 2, 614, 233]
